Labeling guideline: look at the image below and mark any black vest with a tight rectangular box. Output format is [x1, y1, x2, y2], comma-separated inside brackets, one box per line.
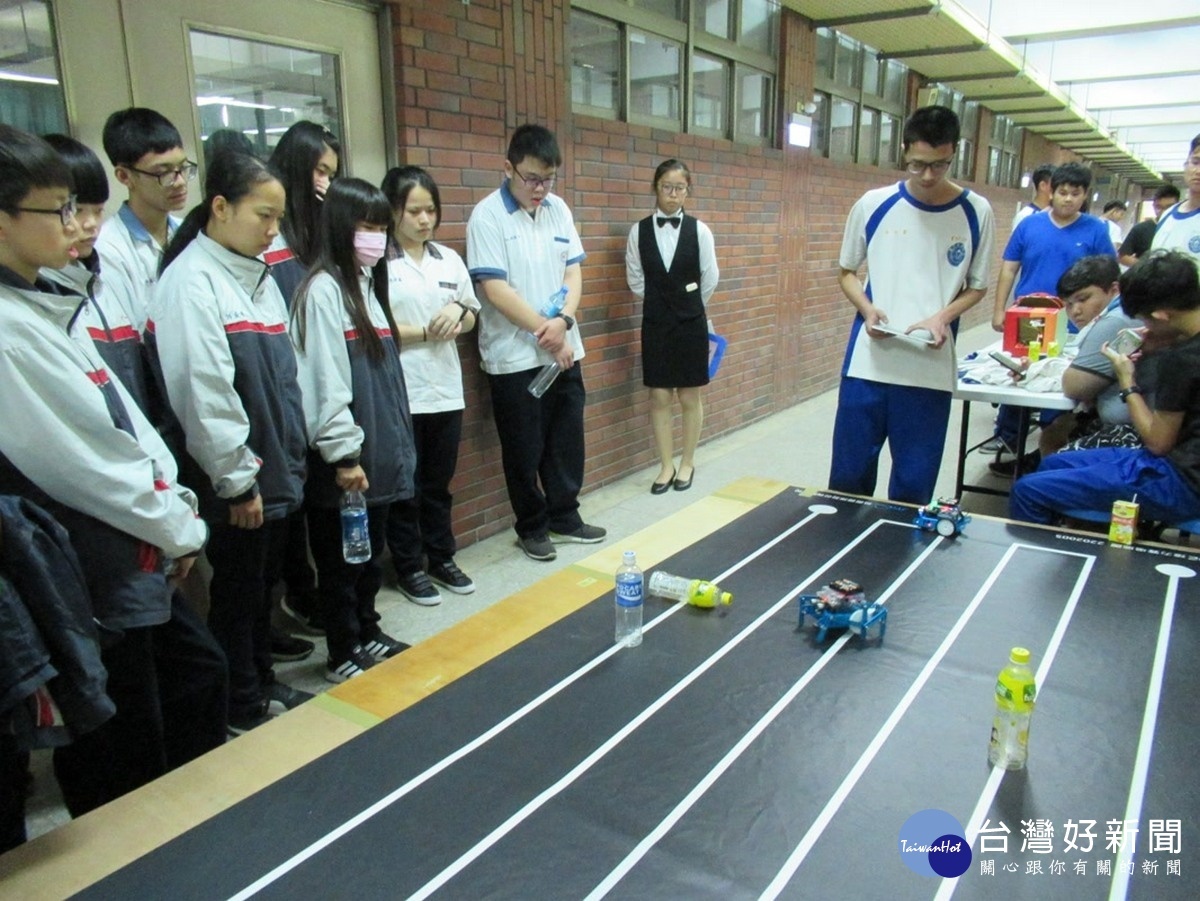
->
[638, 214, 704, 323]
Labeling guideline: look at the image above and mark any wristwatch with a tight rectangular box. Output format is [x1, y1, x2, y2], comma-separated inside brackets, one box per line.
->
[1119, 385, 1143, 403]
[556, 312, 576, 331]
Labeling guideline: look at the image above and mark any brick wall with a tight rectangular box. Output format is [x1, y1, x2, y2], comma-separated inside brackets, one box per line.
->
[388, 0, 1027, 548]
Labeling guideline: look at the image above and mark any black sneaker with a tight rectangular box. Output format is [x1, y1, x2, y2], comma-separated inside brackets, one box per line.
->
[550, 523, 607, 544]
[270, 626, 315, 662]
[228, 700, 274, 736]
[281, 592, 326, 635]
[266, 680, 315, 714]
[325, 646, 377, 684]
[363, 631, 410, 660]
[397, 570, 442, 606]
[988, 450, 1042, 478]
[428, 559, 475, 594]
[518, 534, 557, 561]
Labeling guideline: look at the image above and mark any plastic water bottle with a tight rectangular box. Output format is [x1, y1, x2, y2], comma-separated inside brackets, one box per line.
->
[340, 490, 371, 564]
[526, 286, 568, 344]
[988, 647, 1037, 770]
[527, 362, 561, 398]
[647, 571, 733, 608]
[614, 550, 644, 647]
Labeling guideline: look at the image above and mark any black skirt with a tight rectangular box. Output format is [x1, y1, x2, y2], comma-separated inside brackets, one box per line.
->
[641, 296, 709, 388]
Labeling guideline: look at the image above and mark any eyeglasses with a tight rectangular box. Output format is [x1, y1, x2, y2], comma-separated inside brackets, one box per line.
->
[513, 168, 556, 191]
[16, 195, 77, 227]
[905, 159, 954, 175]
[658, 184, 689, 195]
[126, 161, 198, 187]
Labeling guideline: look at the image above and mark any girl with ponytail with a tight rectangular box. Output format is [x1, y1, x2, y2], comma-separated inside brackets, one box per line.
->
[150, 150, 309, 732]
[290, 177, 416, 683]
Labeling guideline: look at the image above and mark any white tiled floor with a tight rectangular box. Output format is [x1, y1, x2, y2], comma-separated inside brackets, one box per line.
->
[25, 323, 1017, 842]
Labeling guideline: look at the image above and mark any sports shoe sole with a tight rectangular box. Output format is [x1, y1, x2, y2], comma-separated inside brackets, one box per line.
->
[518, 540, 557, 561]
[428, 573, 476, 595]
[549, 530, 606, 544]
[398, 585, 442, 606]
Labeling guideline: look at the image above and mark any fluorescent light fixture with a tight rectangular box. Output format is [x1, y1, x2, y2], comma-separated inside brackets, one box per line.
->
[787, 113, 812, 148]
[196, 95, 274, 110]
[0, 70, 59, 85]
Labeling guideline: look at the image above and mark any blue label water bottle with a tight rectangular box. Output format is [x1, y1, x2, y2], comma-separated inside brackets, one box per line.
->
[615, 550, 644, 647]
[341, 490, 371, 564]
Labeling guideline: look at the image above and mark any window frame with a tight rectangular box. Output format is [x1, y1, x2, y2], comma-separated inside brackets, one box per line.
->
[812, 28, 908, 166]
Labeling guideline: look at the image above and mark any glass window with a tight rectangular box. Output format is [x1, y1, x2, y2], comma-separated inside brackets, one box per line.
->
[862, 54, 880, 97]
[736, 66, 770, 142]
[570, 11, 620, 116]
[833, 34, 860, 89]
[988, 147, 1002, 184]
[815, 27, 834, 78]
[629, 30, 681, 125]
[858, 107, 878, 165]
[633, 0, 682, 20]
[739, 0, 773, 55]
[883, 60, 906, 105]
[879, 112, 899, 166]
[699, 0, 731, 40]
[829, 97, 855, 158]
[190, 30, 341, 160]
[0, 0, 67, 134]
[811, 91, 829, 155]
[692, 52, 726, 134]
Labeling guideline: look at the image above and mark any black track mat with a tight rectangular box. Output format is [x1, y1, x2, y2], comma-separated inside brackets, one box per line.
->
[75, 490, 1200, 900]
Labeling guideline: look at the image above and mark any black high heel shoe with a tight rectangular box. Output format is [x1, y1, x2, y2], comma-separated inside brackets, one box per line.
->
[673, 468, 694, 491]
[651, 468, 675, 495]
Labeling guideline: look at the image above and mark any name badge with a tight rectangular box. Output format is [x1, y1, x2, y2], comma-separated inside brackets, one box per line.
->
[438, 281, 457, 290]
[686, 282, 699, 292]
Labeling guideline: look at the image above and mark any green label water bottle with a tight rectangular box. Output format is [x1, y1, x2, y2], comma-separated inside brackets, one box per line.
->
[988, 647, 1036, 770]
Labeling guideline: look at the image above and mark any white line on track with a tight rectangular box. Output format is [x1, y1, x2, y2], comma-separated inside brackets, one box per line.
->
[403, 515, 891, 901]
[762, 543, 1096, 901]
[1107, 564, 1194, 901]
[229, 502, 836, 899]
[582, 527, 945, 900]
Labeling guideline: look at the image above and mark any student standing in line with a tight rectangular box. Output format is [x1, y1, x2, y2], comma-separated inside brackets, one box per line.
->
[150, 152, 309, 733]
[265, 122, 341, 646]
[0, 125, 225, 813]
[1119, 184, 1180, 268]
[96, 108, 195, 330]
[290, 178, 415, 682]
[381, 166, 479, 605]
[466, 124, 606, 562]
[625, 159, 719, 494]
[1150, 134, 1200, 262]
[829, 105, 995, 504]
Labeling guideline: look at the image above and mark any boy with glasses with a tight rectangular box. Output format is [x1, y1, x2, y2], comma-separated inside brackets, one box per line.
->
[97, 107, 197, 329]
[466, 124, 605, 561]
[829, 105, 995, 504]
[1150, 134, 1200, 262]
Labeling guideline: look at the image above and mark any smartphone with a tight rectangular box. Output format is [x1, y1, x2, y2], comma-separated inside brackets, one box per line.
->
[989, 349, 1026, 379]
[1109, 328, 1143, 357]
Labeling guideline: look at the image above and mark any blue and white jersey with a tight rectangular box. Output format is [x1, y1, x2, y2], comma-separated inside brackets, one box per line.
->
[466, 179, 586, 375]
[1151, 202, 1200, 261]
[839, 181, 994, 391]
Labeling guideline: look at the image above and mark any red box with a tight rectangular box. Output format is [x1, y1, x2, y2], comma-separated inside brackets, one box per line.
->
[1003, 293, 1067, 357]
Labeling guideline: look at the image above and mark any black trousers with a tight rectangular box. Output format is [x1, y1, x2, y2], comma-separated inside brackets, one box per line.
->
[386, 409, 463, 573]
[0, 734, 28, 853]
[307, 506, 385, 663]
[280, 504, 317, 596]
[52, 590, 227, 817]
[486, 363, 586, 539]
[204, 516, 286, 718]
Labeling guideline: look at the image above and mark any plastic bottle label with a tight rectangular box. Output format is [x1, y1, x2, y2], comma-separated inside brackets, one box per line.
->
[616, 577, 643, 608]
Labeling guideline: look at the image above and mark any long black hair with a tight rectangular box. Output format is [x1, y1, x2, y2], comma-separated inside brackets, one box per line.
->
[293, 177, 397, 362]
[380, 165, 442, 253]
[160, 151, 279, 274]
[41, 134, 108, 204]
[268, 121, 340, 267]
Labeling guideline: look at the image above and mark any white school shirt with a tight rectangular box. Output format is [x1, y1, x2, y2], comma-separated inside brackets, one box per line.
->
[839, 181, 995, 392]
[625, 208, 719, 303]
[466, 180, 586, 375]
[95, 203, 180, 331]
[387, 241, 478, 413]
[1151, 202, 1200, 261]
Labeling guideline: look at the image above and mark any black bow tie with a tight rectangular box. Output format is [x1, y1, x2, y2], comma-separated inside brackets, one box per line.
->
[656, 216, 680, 229]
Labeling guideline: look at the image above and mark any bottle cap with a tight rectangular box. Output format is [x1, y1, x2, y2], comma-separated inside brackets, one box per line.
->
[623, 550, 636, 564]
[718, 591, 733, 606]
[1010, 647, 1031, 664]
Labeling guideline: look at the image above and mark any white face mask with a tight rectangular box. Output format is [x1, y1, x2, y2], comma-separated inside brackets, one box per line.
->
[353, 230, 387, 268]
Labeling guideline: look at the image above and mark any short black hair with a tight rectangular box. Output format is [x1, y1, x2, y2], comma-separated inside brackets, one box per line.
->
[1154, 184, 1181, 203]
[41, 134, 108, 205]
[506, 124, 561, 169]
[901, 106, 960, 151]
[1119, 250, 1200, 318]
[102, 107, 183, 167]
[1057, 255, 1120, 299]
[1031, 164, 1054, 189]
[1051, 162, 1092, 192]
[0, 124, 73, 214]
[653, 159, 692, 191]
[1103, 200, 1126, 214]
[1190, 133, 1200, 155]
